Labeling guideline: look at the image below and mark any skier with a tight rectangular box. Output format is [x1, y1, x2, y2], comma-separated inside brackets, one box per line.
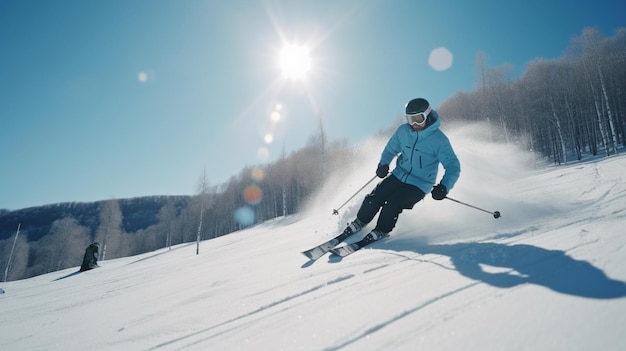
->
[343, 97, 461, 243]
[79, 242, 100, 272]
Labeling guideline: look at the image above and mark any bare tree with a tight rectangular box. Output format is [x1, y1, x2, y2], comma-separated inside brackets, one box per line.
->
[157, 199, 178, 249]
[29, 217, 89, 275]
[1, 225, 30, 282]
[573, 28, 620, 156]
[95, 199, 123, 260]
[195, 169, 213, 254]
[3, 234, 29, 281]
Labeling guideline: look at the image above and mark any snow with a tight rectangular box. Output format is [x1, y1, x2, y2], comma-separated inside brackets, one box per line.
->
[2, 128, 626, 351]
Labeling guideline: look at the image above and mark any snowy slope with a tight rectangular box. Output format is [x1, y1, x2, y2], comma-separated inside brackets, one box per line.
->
[1, 129, 626, 351]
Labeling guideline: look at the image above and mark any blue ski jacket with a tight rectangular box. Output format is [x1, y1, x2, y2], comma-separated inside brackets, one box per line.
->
[380, 110, 460, 193]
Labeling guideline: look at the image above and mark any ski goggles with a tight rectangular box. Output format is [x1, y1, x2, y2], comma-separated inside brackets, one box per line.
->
[405, 104, 430, 126]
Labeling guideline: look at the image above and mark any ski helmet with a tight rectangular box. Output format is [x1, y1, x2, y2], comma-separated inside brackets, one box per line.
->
[405, 98, 431, 125]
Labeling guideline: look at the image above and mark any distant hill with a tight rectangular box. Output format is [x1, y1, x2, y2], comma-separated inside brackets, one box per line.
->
[0, 196, 190, 242]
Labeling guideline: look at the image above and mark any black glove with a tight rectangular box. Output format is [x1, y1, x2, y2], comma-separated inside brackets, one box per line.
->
[376, 164, 389, 178]
[431, 184, 448, 200]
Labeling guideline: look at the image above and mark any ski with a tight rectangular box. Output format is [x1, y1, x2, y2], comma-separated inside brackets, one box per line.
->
[329, 232, 388, 258]
[301, 228, 357, 261]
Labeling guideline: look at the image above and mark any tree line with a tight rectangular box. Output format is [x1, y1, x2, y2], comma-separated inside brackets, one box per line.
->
[439, 27, 625, 163]
[0, 134, 360, 281]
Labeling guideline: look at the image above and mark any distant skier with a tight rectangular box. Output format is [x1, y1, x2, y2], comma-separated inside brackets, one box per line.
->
[343, 97, 461, 243]
[80, 242, 100, 272]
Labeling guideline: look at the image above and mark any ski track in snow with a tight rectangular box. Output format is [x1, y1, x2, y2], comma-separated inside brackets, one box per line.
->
[325, 281, 481, 351]
[149, 273, 358, 350]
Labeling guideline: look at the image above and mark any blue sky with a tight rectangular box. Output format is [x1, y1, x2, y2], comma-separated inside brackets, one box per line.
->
[1, 0, 624, 210]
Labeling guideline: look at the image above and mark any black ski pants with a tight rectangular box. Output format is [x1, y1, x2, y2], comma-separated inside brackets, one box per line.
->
[356, 174, 425, 234]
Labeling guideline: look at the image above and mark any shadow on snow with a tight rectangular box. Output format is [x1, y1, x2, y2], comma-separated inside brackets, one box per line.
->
[52, 271, 82, 281]
[380, 237, 626, 299]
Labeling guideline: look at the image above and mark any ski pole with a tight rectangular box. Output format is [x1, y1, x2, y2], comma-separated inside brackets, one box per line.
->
[445, 196, 501, 219]
[332, 175, 379, 215]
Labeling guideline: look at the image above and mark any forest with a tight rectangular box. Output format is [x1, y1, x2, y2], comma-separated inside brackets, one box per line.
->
[439, 28, 625, 163]
[1, 27, 624, 282]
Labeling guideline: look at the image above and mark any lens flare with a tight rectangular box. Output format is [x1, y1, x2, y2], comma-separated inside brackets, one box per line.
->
[243, 184, 263, 205]
[270, 111, 281, 122]
[138, 72, 148, 82]
[250, 168, 265, 182]
[257, 147, 269, 160]
[234, 206, 255, 227]
[428, 47, 453, 71]
[137, 70, 155, 82]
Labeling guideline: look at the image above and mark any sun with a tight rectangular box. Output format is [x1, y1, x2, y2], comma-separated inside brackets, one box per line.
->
[279, 43, 311, 80]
